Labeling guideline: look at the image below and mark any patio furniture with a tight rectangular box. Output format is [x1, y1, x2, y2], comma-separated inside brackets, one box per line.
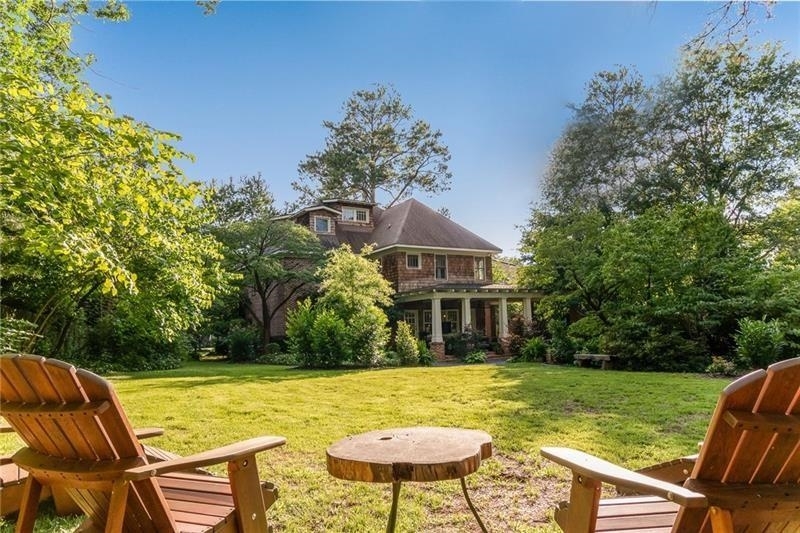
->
[1, 420, 166, 517]
[541, 356, 800, 532]
[0, 353, 286, 532]
[327, 426, 492, 532]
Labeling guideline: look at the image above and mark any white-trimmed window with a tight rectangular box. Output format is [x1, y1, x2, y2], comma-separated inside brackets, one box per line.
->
[474, 257, 486, 281]
[313, 216, 331, 234]
[435, 254, 447, 280]
[422, 309, 459, 335]
[341, 207, 369, 222]
[442, 310, 459, 334]
[423, 310, 432, 335]
[406, 253, 421, 269]
[403, 311, 419, 337]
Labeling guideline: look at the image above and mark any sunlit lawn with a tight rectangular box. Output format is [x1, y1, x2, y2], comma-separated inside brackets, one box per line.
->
[0, 361, 728, 532]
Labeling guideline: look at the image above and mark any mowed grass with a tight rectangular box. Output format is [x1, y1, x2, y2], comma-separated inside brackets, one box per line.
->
[0, 362, 729, 532]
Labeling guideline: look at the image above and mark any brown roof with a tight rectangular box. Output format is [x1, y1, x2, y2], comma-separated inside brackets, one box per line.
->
[371, 199, 501, 253]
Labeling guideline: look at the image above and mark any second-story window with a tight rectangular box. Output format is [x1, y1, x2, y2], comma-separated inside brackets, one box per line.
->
[435, 254, 447, 280]
[474, 257, 486, 280]
[406, 253, 421, 269]
[314, 216, 331, 234]
[341, 207, 369, 222]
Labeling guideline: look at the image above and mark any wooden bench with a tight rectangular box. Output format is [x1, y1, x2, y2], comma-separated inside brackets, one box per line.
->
[574, 353, 614, 369]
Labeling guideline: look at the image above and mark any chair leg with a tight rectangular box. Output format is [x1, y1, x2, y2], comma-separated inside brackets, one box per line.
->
[565, 472, 601, 533]
[228, 454, 268, 533]
[13, 476, 42, 533]
[105, 480, 130, 533]
[709, 506, 734, 533]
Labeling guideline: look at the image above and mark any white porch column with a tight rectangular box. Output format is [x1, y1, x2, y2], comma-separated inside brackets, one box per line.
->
[523, 297, 533, 321]
[431, 297, 443, 344]
[499, 297, 509, 337]
[461, 297, 471, 331]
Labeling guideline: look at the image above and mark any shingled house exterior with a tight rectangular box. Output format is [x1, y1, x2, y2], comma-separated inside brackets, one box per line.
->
[269, 198, 541, 359]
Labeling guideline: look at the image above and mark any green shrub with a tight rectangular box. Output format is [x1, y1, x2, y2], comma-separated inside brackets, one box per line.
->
[503, 334, 525, 356]
[227, 326, 261, 362]
[705, 356, 738, 376]
[520, 336, 548, 362]
[395, 321, 419, 366]
[264, 342, 282, 355]
[288, 298, 390, 368]
[255, 351, 299, 366]
[80, 313, 186, 372]
[547, 319, 577, 364]
[346, 307, 390, 367]
[600, 316, 706, 372]
[286, 299, 317, 367]
[417, 340, 434, 366]
[376, 352, 401, 367]
[567, 315, 604, 353]
[308, 309, 350, 368]
[735, 318, 785, 369]
[463, 350, 487, 364]
[444, 334, 468, 358]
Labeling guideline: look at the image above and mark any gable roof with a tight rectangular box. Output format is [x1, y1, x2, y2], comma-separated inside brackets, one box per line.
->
[371, 198, 501, 254]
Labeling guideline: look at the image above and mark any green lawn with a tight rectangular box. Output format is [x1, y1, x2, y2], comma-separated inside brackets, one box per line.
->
[0, 361, 728, 532]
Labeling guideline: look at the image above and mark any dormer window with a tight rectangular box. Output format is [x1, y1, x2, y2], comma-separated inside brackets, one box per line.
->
[314, 216, 331, 234]
[341, 207, 369, 223]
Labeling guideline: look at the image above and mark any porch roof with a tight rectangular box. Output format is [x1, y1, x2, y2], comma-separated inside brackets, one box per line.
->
[394, 284, 543, 303]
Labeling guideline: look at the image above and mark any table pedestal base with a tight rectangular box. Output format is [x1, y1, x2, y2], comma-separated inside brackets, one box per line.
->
[384, 478, 488, 533]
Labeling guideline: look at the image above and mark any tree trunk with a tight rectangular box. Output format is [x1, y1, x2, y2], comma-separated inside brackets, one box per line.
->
[259, 291, 271, 352]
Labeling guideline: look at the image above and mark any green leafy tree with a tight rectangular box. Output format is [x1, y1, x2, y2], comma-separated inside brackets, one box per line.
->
[522, 39, 800, 370]
[540, 67, 652, 214]
[317, 245, 394, 316]
[539, 42, 800, 222]
[317, 245, 394, 366]
[601, 205, 760, 369]
[1, 0, 227, 362]
[206, 175, 325, 348]
[647, 42, 800, 223]
[294, 84, 452, 208]
[520, 209, 619, 323]
[492, 256, 521, 284]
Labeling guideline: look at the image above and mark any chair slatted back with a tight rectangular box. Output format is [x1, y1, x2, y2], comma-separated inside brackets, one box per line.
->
[0, 354, 176, 531]
[674, 357, 800, 532]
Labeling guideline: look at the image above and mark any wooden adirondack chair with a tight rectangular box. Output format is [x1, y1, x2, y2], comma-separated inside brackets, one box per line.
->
[1, 421, 196, 518]
[541, 357, 800, 533]
[0, 354, 286, 532]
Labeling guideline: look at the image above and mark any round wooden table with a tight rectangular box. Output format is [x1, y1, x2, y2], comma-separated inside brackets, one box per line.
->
[326, 427, 492, 532]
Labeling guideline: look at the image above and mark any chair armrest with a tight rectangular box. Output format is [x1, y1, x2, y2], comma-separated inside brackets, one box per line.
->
[615, 453, 698, 494]
[123, 436, 286, 481]
[133, 427, 164, 440]
[541, 447, 708, 508]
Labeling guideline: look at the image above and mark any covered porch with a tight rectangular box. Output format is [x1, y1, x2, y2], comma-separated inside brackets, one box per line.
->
[394, 284, 543, 359]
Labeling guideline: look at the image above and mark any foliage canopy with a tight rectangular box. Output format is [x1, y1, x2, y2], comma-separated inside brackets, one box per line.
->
[294, 84, 452, 208]
[1, 0, 226, 367]
[522, 40, 800, 371]
[205, 175, 325, 350]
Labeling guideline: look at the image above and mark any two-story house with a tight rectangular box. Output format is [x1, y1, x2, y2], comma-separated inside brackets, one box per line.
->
[270, 198, 540, 358]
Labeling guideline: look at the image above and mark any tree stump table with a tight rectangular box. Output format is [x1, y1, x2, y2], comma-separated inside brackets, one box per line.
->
[326, 426, 493, 532]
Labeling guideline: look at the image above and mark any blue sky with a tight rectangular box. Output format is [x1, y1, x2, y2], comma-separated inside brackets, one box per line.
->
[74, 1, 800, 256]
